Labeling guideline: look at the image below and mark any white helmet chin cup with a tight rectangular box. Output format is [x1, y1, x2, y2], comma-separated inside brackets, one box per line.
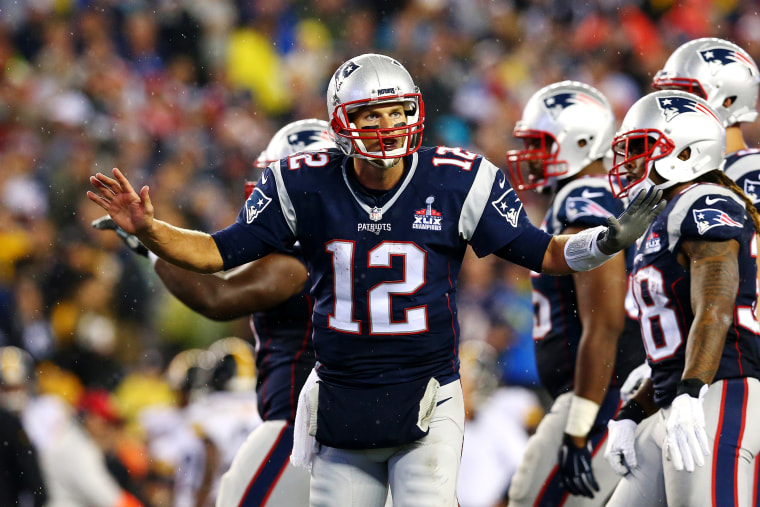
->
[609, 90, 725, 197]
[507, 80, 615, 190]
[326, 53, 424, 163]
[653, 37, 760, 127]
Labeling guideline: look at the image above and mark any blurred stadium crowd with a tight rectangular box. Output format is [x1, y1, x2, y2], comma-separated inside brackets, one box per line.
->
[1, 0, 760, 506]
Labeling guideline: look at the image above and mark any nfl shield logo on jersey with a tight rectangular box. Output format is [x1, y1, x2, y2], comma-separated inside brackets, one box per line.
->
[246, 188, 272, 223]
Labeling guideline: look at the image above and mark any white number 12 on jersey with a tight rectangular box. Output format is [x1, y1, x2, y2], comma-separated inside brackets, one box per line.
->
[326, 240, 428, 335]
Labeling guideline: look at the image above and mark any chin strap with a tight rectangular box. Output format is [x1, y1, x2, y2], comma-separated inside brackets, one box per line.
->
[366, 157, 401, 169]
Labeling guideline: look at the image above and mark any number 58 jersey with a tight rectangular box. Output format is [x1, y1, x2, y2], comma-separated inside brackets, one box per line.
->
[213, 147, 552, 388]
[631, 183, 760, 407]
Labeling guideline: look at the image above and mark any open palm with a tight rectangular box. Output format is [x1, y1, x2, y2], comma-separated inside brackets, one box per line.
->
[87, 168, 154, 235]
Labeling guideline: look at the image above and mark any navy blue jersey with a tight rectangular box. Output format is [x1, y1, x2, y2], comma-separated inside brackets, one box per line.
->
[213, 147, 552, 388]
[631, 183, 760, 406]
[531, 177, 644, 398]
[723, 148, 760, 206]
[250, 280, 314, 422]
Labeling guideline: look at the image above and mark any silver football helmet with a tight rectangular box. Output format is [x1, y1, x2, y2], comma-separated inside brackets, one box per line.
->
[653, 37, 760, 127]
[609, 90, 725, 198]
[506, 81, 615, 190]
[254, 118, 334, 169]
[326, 53, 424, 169]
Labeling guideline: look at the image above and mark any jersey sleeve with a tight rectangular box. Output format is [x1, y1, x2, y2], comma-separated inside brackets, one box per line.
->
[465, 159, 552, 269]
[555, 183, 620, 230]
[670, 188, 747, 246]
[212, 164, 297, 271]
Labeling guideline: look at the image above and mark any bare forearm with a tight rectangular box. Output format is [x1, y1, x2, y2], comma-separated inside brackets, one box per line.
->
[138, 219, 223, 273]
[682, 239, 739, 384]
[572, 252, 626, 404]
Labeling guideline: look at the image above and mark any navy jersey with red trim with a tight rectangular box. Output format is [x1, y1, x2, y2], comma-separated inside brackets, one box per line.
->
[213, 147, 551, 389]
[531, 177, 644, 399]
[250, 276, 314, 422]
[723, 148, 760, 206]
[631, 183, 760, 407]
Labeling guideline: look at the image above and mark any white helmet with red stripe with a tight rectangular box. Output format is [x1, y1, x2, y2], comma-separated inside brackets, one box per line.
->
[506, 81, 615, 190]
[254, 118, 334, 169]
[609, 90, 725, 198]
[653, 37, 760, 127]
[326, 53, 424, 169]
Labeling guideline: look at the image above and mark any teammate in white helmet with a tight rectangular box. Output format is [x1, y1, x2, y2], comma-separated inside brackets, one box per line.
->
[94, 118, 333, 507]
[604, 90, 760, 506]
[506, 81, 646, 506]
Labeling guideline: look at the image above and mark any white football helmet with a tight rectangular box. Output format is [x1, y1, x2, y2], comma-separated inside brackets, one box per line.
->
[653, 37, 760, 127]
[506, 81, 615, 190]
[326, 53, 424, 169]
[609, 90, 725, 198]
[254, 118, 335, 169]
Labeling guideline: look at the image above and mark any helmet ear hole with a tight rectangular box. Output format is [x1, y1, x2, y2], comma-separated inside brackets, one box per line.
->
[678, 147, 692, 161]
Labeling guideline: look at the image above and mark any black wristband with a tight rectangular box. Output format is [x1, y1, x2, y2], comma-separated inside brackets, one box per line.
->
[614, 399, 648, 424]
[676, 378, 706, 398]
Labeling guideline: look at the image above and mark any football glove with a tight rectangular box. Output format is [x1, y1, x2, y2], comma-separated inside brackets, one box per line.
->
[665, 384, 710, 472]
[92, 216, 149, 257]
[620, 362, 651, 404]
[558, 433, 599, 498]
[604, 418, 638, 476]
[597, 187, 665, 254]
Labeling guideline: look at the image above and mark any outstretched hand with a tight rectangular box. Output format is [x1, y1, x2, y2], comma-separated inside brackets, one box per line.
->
[87, 168, 153, 236]
[598, 187, 666, 255]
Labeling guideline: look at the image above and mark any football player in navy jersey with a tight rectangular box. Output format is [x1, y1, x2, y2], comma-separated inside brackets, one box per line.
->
[93, 119, 333, 507]
[505, 81, 646, 506]
[653, 40, 760, 504]
[88, 53, 664, 507]
[603, 90, 760, 506]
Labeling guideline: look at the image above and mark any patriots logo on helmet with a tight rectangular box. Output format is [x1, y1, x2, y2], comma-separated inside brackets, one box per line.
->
[543, 92, 602, 120]
[492, 189, 522, 227]
[565, 197, 612, 221]
[657, 96, 721, 123]
[334, 61, 360, 93]
[699, 48, 758, 71]
[245, 188, 272, 224]
[287, 129, 331, 151]
[693, 207, 742, 235]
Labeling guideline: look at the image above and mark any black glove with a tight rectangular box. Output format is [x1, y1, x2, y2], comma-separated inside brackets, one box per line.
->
[558, 433, 600, 498]
[91, 216, 149, 257]
[598, 187, 665, 254]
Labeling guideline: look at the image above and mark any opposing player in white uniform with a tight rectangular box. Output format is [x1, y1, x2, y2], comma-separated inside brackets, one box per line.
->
[94, 119, 334, 507]
[87, 53, 665, 507]
[604, 90, 760, 506]
[457, 340, 542, 507]
[184, 337, 262, 506]
[505, 81, 646, 506]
